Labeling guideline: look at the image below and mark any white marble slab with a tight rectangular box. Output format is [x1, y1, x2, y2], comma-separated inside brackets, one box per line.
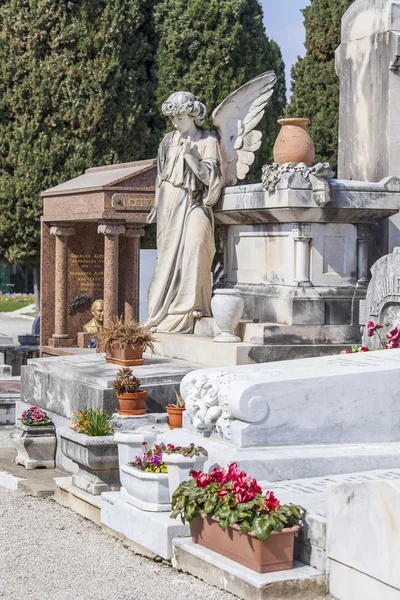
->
[100, 491, 189, 560]
[327, 479, 400, 592]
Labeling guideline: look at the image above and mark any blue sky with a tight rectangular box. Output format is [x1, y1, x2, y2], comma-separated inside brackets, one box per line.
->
[260, 0, 310, 96]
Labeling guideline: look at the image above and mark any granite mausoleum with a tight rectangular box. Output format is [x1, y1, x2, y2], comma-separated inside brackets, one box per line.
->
[40, 159, 156, 355]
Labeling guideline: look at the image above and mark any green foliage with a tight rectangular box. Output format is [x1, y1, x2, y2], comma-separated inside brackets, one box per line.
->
[154, 0, 286, 179]
[171, 478, 304, 542]
[286, 0, 354, 172]
[164, 443, 208, 457]
[72, 409, 113, 436]
[0, 0, 158, 264]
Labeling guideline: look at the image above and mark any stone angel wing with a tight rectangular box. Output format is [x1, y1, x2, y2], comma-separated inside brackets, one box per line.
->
[212, 71, 277, 186]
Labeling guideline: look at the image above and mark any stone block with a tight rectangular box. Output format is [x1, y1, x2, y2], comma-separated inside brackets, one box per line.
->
[77, 332, 96, 349]
[180, 349, 400, 447]
[0, 394, 18, 425]
[327, 479, 400, 596]
[172, 538, 325, 600]
[101, 491, 190, 560]
[20, 353, 201, 417]
[54, 476, 101, 525]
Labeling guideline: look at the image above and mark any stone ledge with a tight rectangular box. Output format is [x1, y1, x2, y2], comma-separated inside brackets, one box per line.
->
[101, 491, 190, 560]
[54, 476, 101, 525]
[172, 537, 326, 600]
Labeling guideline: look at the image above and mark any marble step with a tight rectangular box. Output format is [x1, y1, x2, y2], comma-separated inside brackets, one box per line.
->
[172, 537, 326, 600]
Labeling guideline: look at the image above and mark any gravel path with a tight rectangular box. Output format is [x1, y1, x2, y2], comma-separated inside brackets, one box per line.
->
[0, 486, 233, 600]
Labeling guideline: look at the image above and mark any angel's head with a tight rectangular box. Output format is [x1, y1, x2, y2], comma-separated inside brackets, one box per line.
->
[162, 92, 206, 133]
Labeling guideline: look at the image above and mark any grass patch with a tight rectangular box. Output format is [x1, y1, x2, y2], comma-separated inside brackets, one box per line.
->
[0, 301, 32, 312]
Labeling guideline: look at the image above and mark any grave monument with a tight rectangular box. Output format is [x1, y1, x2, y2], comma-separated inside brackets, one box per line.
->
[40, 159, 156, 355]
[335, 0, 400, 252]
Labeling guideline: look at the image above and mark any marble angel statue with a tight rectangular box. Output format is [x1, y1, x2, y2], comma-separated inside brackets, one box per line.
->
[146, 71, 277, 334]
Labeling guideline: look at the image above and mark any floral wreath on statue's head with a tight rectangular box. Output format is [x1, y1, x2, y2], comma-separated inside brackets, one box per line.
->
[162, 91, 206, 126]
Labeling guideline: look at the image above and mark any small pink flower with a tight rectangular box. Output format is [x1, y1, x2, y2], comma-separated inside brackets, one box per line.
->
[340, 350, 348, 355]
[367, 321, 383, 337]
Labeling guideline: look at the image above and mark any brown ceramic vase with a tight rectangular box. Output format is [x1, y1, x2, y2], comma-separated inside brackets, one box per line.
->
[190, 516, 299, 574]
[105, 344, 145, 366]
[273, 118, 315, 167]
[116, 390, 147, 415]
[166, 406, 185, 430]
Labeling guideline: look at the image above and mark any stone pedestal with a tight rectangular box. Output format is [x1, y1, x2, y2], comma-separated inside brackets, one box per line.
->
[11, 423, 56, 469]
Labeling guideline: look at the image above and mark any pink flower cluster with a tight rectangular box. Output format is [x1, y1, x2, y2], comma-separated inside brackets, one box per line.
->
[191, 462, 262, 504]
[263, 491, 280, 513]
[20, 406, 48, 423]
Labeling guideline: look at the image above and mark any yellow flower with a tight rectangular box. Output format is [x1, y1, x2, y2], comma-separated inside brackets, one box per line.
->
[71, 420, 77, 425]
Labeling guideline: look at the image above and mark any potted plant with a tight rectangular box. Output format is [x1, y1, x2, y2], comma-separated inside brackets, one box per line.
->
[166, 390, 186, 430]
[119, 441, 170, 511]
[59, 409, 119, 495]
[163, 443, 208, 500]
[112, 368, 147, 415]
[11, 406, 56, 470]
[96, 316, 156, 366]
[171, 462, 304, 574]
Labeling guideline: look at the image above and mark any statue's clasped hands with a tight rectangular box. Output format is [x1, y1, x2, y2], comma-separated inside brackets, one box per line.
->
[180, 137, 193, 157]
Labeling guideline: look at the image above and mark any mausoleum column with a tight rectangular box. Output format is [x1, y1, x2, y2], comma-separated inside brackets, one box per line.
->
[357, 225, 373, 286]
[98, 223, 125, 328]
[50, 225, 75, 341]
[123, 226, 145, 323]
[293, 223, 312, 286]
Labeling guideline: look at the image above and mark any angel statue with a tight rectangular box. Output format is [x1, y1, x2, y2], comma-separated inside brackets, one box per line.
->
[146, 71, 277, 334]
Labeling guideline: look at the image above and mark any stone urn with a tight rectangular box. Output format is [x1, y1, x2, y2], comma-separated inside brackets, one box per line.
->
[114, 430, 156, 468]
[119, 464, 171, 511]
[11, 423, 56, 469]
[163, 452, 207, 501]
[59, 427, 119, 495]
[211, 289, 244, 343]
[273, 118, 315, 167]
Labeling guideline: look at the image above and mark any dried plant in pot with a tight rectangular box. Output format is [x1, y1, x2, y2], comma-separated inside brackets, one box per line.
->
[166, 390, 186, 430]
[96, 317, 157, 366]
[113, 368, 147, 415]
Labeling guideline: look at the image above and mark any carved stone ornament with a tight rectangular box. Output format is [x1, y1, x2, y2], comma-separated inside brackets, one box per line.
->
[125, 227, 145, 238]
[50, 226, 75, 237]
[261, 161, 334, 206]
[184, 369, 271, 441]
[97, 224, 126, 236]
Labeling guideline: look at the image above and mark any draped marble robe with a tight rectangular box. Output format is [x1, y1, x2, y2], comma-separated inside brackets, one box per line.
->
[146, 128, 224, 333]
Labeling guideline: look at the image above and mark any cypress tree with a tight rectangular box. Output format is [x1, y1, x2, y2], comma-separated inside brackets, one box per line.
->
[0, 0, 158, 265]
[286, 0, 353, 172]
[154, 0, 286, 179]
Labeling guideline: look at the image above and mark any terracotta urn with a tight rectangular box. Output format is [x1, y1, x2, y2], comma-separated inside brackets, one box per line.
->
[273, 118, 315, 167]
[106, 344, 144, 367]
[116, 390, 147, 416]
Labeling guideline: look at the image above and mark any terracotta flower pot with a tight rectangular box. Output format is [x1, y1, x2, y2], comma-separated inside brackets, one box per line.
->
[273, 118, 315, 167]
[117, 391, 147, 416]
[190, 516, 299, 574]
[106, 344, 144, 366]
[166, 406, 185, 430]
